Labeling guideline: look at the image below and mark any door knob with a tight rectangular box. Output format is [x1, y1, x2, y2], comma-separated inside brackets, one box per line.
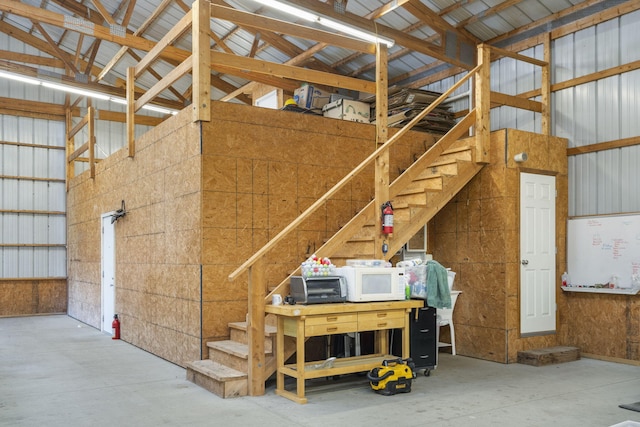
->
[521, 259, 529, 265]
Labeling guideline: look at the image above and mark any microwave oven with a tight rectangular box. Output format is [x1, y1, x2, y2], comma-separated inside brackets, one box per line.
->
[336, 266, 405, 302]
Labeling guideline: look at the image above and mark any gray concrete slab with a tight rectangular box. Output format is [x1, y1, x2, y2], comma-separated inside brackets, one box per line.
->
[1, 315, 639, 427]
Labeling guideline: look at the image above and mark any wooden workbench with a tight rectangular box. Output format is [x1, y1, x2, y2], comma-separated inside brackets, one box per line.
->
[265, 300, 423, 404]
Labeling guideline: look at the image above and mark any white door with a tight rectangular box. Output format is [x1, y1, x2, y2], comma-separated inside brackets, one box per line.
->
[520, 173, 556, 335]
[101, 213, 116, 334]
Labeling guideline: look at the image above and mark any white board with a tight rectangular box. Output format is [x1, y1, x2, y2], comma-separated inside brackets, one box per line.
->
[567, 213, 640, 287]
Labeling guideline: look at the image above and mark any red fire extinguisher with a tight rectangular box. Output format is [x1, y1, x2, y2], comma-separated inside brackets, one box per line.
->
[112, 314, 120, 340]
[381, 201, 394, 235]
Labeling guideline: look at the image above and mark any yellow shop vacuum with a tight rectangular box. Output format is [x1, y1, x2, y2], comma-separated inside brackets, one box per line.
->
[366, 358, 416, 396]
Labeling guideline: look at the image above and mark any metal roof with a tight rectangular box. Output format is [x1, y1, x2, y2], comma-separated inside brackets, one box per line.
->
[0, 0, 618, 107]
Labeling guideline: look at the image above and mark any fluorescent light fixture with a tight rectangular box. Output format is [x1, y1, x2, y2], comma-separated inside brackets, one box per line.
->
[0, 71, 178, 115]
[0, 70, 41, 85]
[317, 17, 394, 47]
[250, 0, 317, 22]
[42, 81, 111, 101]
[141, 104, 177, 115]
[247, 0, 394, 47]
[109, 97, 128, 105]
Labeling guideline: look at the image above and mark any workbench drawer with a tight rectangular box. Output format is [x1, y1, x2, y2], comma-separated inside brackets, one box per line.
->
[305, 313, 357, 326]
[305, 321, 358, 337]
[358, 310, 405, 330]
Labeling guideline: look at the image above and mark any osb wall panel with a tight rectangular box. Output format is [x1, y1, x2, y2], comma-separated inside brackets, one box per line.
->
[430, 129, 568, 363]
[200, 101, 437, 347]
[562, 288, 640, 361]
[67, 108, 203, 366]
[0, 279, 67, 316]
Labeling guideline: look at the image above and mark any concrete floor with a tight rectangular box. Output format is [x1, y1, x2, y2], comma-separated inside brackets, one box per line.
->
[1, 315, 639, 427]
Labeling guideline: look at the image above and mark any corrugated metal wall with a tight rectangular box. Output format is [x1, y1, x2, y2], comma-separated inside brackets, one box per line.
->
[0, 34, 154, 279]
[555, 10, 640, 216]
[0, 114, 67, 278]
[426, 10, 640, 217]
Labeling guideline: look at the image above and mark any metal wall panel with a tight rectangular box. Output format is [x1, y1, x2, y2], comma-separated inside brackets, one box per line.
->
[0, 109, 69, 278]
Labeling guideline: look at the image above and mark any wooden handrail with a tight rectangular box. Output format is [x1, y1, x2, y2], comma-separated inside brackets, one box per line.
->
[228, 63, 481, 282]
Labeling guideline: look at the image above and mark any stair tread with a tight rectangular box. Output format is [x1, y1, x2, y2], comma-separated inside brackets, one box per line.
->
[186, 359, 247, 381]
[228, 321, 277, 336]
[208, 339, 272, 358]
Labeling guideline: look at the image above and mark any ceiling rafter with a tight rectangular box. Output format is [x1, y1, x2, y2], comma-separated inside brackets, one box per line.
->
[30, 20, 81, 75]
[54, 0, 186, 102]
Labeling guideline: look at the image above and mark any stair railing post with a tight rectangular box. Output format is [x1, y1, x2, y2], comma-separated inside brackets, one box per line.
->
[474, 43, 491, 164]
[247, 258, 266, 396]
[374, 42, 390, 259]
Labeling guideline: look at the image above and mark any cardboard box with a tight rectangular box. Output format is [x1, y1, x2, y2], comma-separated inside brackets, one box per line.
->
[294, 85, 331, 110]
[322, 99, 371, 123]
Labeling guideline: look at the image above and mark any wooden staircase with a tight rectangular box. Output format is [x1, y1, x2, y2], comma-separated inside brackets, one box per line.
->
[331, 143, 481, 264]
[186, 321, 277, 398]
[187, 140, 484, 398]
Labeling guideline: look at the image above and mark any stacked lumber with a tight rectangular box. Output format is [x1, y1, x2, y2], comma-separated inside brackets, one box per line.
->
[368, 88, 457, 134]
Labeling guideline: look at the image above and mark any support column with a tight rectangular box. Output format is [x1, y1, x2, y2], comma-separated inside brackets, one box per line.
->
[474, 44, 491, 164]
[374, 43, 390, 260]
[192, 0, 211, 122]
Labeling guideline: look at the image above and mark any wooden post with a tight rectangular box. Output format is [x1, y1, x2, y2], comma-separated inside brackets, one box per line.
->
[374, 43, 389, 260]
[65, 100, 74, 191]
[192, 0, 210, 122]
[126, 66, 135, 158]
[474, 44, 491, 164]
[88, 106, 95, 179]
[541, 33, 551, 136]
[247, 258, 265, 396]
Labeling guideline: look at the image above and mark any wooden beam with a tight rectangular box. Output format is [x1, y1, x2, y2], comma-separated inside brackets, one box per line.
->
[67, 114, 90, 139]
[135, 10, 192, 77]
[0, 20, 110, 84]
[0, 97, 65, 119]
[210, 63, 300, 93]
[210, 51, 376, 94]
[541, 32, 551, 135]
[219, 43, 329, 102]
[374, 44, 389, 260]
[94, 110, 164, 126]
[567, 136, 640, 156]
[30, 21, 80, 76]
[0, 175, 66, 183]
[489, 45, 548, 67]
[475, 44, 491, 164]
[126, 67, 135, 158]
[135, 56, 192, 112]
[68, 141, 89, 163]
[249, 32, 261, 58]
[88, 106, 95, 179]
[90, 0, 117, 25]
[0, 244, 66, 247]
[402, 0, 478, 44]
[0, 49, 63, 68]
[0, 209, 65, 215]
[247, 258, 266, 397]
[490, 91, 543, 112]
[97, 0, 174, 81]
[192, 0, 210, 122]
[65, 102, 73, 189]
[0, 140, 65, 150]
[0, 2, 190, 63]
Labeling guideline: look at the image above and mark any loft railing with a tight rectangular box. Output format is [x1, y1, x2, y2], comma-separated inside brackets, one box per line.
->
[66, 105, 97, 189]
